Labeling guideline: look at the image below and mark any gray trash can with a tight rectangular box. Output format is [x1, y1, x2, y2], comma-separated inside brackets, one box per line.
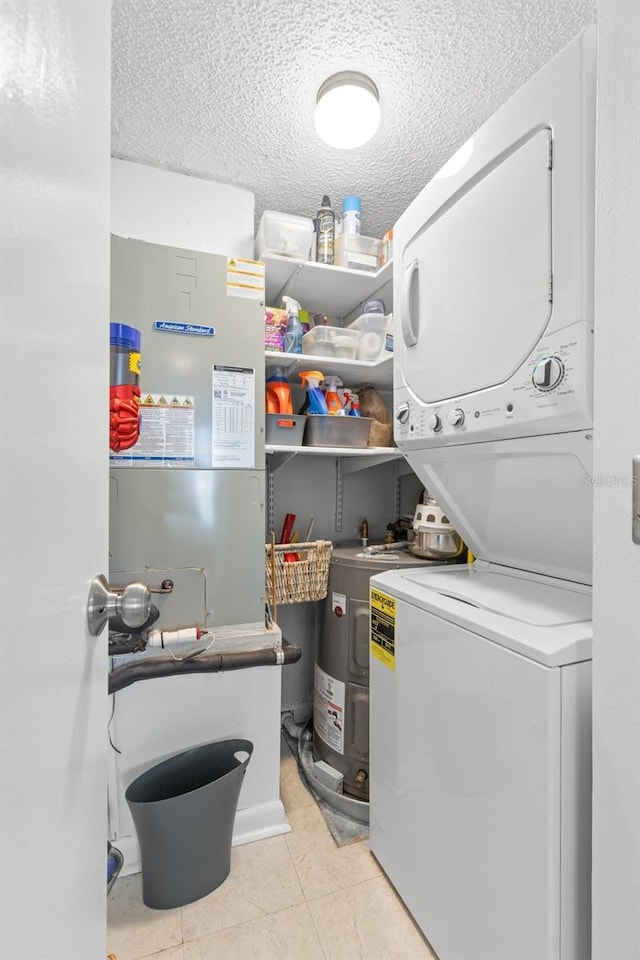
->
[125, 738, 253, 909]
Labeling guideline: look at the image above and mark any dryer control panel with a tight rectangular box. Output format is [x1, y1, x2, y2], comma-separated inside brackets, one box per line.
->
[394, 321, 593, 448]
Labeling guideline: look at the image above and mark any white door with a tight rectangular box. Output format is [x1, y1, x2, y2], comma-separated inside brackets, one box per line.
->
[0, 4, 111, 959]
[592, 4, 640, 957]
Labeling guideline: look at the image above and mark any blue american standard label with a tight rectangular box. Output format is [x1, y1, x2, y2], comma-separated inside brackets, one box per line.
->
[154, 321, 215, 336]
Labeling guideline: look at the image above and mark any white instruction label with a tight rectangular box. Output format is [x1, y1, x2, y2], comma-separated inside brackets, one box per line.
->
[313, 664, 345, 755]
[212, 364, 256, 468]
[109, 394, 195, 466]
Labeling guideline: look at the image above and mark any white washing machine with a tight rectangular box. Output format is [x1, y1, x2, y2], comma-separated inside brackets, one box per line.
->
[370, 563, 592, 960]
[370, 26, 596, 960]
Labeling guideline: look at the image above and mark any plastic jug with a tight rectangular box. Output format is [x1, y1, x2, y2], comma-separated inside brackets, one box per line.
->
[266, 368, 293, 414]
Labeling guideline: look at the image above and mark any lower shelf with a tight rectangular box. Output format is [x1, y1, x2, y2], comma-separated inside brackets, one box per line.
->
[266, 444, 403, 473]
[266, 444, 400, 456]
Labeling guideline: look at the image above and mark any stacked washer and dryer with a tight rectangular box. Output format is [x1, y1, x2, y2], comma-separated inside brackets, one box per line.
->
[370, 28, 596, 960]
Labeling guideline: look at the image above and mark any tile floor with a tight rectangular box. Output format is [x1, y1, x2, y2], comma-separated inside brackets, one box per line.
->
[107, 748, 436, 960]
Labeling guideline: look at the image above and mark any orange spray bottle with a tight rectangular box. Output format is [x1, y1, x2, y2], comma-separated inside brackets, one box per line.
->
[324, 376, 344, 416]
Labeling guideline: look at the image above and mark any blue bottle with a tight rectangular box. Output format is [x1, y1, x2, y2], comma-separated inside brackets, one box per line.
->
[283, 296, 303, 354]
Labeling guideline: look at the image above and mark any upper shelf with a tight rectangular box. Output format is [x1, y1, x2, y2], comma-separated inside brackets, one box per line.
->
[263, 255, 393, 319]
[265, 350, 393, 389]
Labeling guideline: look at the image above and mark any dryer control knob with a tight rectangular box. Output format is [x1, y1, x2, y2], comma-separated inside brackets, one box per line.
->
[532, 356, 564, 391]
[447, 408, 465, 427]
[427, 413, 442, 432]
[396, 402, 410, 424]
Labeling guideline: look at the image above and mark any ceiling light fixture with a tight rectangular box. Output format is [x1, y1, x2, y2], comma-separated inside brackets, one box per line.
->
[314, 72, 381, 150]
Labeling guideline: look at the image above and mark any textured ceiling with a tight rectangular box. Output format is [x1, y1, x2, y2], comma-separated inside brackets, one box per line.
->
[112, 0, 596, 242]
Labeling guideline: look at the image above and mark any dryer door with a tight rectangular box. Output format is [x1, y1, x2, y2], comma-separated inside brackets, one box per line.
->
[400, 128, 552, 404]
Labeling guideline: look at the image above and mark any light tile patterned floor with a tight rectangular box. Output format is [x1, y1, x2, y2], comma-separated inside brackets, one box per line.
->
[107, 752, 436, 960]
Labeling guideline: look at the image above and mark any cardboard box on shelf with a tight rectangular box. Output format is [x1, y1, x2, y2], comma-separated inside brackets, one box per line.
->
[265, 306, 288, 352]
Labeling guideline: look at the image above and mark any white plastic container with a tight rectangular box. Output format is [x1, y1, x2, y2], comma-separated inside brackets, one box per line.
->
[348, 313, 390, 361]
[302, 325, 361, 360]
[256, 211, 314, 260]
[335, 234, 381, 272]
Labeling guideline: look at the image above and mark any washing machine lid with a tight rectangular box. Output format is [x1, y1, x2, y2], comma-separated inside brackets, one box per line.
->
[371, 562, 592, 666]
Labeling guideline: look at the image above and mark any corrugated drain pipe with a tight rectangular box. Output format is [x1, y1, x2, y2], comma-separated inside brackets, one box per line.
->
[109, 640, 301, 695]
[281, 711, 312, 742]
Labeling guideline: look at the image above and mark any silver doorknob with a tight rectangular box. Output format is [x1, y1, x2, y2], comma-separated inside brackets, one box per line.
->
[87, 575, 151, 637]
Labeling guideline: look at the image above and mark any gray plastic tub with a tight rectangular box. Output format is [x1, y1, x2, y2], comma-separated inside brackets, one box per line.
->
[265, 412, 306, 446]
[126, 738, 253, 909]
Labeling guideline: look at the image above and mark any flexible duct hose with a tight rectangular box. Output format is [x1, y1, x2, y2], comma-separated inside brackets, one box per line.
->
[109, 641, 301, 695]
[281, 710, 312, 742]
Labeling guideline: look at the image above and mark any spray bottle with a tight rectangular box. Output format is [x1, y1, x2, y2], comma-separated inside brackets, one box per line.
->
[316, 196, 335, 265]
[342, 195, 362, 235]
[283, 296, 303, 354]
[343, 388, 362, 416]
[324, 376, 344, 416]
[298, 371, 329, 415]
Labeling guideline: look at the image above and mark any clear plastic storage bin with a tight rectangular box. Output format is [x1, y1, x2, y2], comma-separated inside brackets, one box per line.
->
[335, 234, 381, 272]
[348, 313, 391, 361]
[256, 211, 314, 261]
[302, 325, 361, 359]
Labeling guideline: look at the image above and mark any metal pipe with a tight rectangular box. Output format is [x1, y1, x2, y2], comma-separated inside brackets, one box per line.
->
[109, 641, 301, 695]
[362, 540, 410, 556]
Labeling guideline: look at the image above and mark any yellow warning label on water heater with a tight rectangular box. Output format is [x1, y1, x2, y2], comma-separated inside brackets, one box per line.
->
[370, 588, 396, 671]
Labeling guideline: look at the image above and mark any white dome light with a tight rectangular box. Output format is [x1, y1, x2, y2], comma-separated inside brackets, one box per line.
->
[314, 72, 381, 150]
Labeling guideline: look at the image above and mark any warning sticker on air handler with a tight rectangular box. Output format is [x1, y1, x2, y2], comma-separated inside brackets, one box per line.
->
[370, 588, 396, 671]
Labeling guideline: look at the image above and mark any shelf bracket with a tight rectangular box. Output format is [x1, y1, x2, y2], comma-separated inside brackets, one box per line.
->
[266, 450, 299, 473]
[340, 451, 398, 475]
[335, 458, 344, 533]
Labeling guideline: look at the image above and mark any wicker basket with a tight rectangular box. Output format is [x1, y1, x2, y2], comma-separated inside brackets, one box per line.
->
[265, 540, 333, 606]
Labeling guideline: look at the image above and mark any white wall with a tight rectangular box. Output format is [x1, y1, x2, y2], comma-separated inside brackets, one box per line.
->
[592, 3, 640, 957]
[109, 162, 289, 871]
[112, 158, 255, 257]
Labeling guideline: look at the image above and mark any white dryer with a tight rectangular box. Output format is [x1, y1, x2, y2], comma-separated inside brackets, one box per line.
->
[370, 27, 596, 960]
[392, 26, 596, 584]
